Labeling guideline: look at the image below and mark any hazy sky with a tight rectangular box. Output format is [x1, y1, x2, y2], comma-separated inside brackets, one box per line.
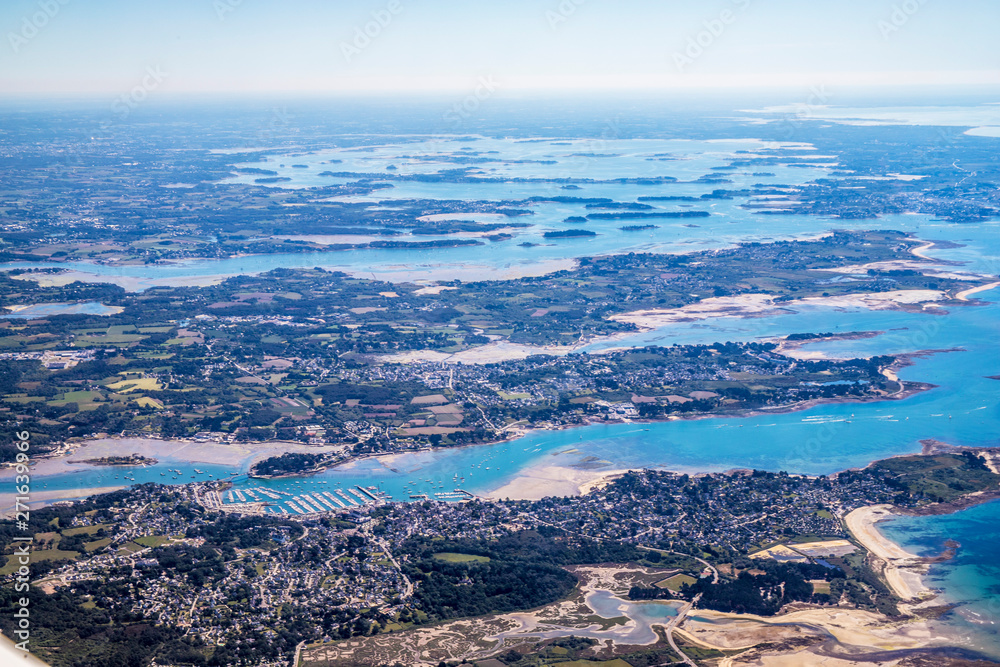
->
[1, 0, 997, 95]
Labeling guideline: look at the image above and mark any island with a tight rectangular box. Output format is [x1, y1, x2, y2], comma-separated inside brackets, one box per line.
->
[81, 454, 158, 467]
[542, 229, 597, 238]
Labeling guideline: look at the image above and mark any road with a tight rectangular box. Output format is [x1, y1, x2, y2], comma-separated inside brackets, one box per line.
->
[637, 545, 719, 584]
[663, 593, 701, 667]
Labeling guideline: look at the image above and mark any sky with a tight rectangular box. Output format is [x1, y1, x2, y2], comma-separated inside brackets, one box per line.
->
[0, 0, 998, 95]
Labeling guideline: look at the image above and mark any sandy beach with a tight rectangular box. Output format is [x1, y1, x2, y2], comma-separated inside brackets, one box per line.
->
[1, 486, 127, 516]
[0, 437, 346, 513]
[827, 260, 984, 282]
[844, 504, 932, 602]
[610, 290, 948, 331]
[482, 465, 631, 500]
[0, 437, 343, 482]
[381, 285, 957, 366]
[956, 280, 1000, 301]
[678, 606, 957, 666]
[11, 270, 228, 292]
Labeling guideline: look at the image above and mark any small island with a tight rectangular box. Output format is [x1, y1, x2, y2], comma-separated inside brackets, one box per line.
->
[250, 452, 331, 479]
[586, 210, 711, 220]
[543, 229, 597, 239]
[82, 454, 158, 467]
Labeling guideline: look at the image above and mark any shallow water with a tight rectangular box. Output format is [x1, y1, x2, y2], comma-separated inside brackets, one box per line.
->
[489, 588, 679, 645]
[882, 501, 1000, 658]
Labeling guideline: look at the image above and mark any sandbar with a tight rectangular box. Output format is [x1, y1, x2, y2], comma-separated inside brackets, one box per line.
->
[0, 437, 342, 481]
[342, 258, 577, 284]
[11, 270, 227, 292]
[609, 290, 947, 331]
[679, 606, 955, 665]
[1, 485, 125, 516]
[483, 465, 630, 500]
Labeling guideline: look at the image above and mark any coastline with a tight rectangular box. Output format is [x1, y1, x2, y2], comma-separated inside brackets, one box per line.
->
[2, 485, 126, 515]
[0, 437, 345, 506]
[956, 281, 1000, 302]
[7, 367, 938, 507]
[771, 330, 883, 360]
[607, 289, 951, 332]
[844, 504, 934, 602]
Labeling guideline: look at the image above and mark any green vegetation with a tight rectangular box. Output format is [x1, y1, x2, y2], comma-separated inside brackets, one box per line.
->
[134, 535, 171, 548]
[250, 452, 330, 478]
[631, 561, 843, 615]
[871, 452, 1000, 504]
[0, 229, 979, 464]
[655, 573, 697, 591]
[432, 552, 491, 563]
[402, 530, 644, 622]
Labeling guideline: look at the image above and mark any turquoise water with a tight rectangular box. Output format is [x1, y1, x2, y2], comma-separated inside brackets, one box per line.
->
[882, 501, 1000, 658]
[28, 287, 1000, 506]
[3, 127, 999, 654]
[488, 588, 679, 644]
[18, 212, 1000, 504]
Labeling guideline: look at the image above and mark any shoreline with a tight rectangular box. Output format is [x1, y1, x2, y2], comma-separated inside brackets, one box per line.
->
[844, 504, 934, 603]
[0, 437, 343, 482]
[5, 367, 938, 507]
[956, 280, 1000, 302]
[607, 288, 952, 333]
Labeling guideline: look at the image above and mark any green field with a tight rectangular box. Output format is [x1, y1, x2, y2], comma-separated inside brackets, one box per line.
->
[655, 573, 697, 591]
[83, 538, 113, 552]
[63, 524, 109, 536]
[811, 581, 832, 595]
[106, 377, 163, 392]
[0, 548, 79, 575]
[432, 552, 491, 563]
[134, 535, 171, 548]
[558, 659, 632, 667]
